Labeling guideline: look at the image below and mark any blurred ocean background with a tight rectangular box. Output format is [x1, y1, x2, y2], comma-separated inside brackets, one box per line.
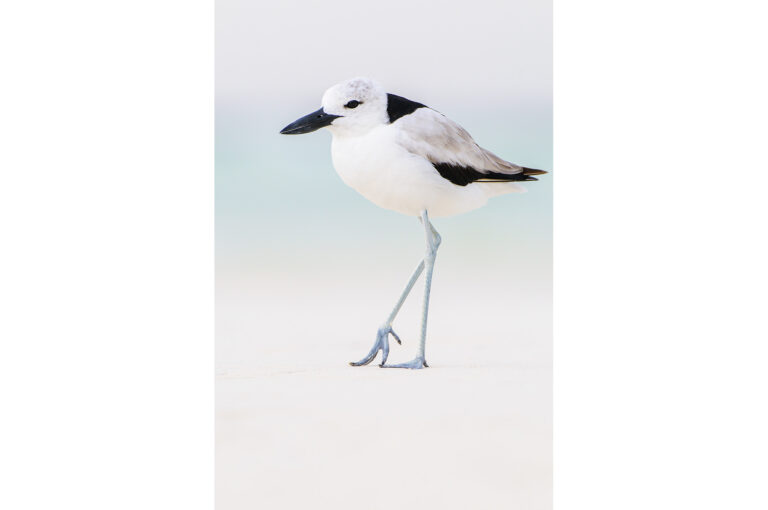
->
[216, 0, 552, 508]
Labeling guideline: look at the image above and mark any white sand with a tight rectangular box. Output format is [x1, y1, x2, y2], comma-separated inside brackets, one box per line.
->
[217, 265, 551, 509]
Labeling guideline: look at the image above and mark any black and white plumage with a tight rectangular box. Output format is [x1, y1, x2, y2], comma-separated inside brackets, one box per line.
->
[281, 77, 546, 218]
[280, 77, 547, 369]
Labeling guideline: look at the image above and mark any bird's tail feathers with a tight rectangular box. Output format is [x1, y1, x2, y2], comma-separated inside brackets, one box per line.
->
[519, 167, 547, 181]
[476, 167, 547, 182]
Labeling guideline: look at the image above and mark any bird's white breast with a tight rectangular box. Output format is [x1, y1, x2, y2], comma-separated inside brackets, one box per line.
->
[330, 125, 492, 218]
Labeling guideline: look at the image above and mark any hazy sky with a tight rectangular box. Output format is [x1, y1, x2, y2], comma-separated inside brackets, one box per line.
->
[216, 0, 552, 110]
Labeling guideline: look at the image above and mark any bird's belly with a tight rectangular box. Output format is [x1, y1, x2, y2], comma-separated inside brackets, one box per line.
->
[331, 137, 489, 218]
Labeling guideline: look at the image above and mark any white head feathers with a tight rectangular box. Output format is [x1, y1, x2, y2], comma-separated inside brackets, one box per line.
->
[321, 77, 389, 136]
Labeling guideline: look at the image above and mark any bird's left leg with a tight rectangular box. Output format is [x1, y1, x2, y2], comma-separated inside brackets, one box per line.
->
[349, 259, 424, 366]
[382, 210, 441, 369]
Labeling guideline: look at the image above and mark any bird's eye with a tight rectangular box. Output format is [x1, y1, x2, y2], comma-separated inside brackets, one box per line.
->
[344, 100, 361, 109]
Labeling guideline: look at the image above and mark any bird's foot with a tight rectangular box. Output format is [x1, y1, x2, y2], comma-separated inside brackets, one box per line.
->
[380, 356, 428, 369]
[349, 325, 402, 367]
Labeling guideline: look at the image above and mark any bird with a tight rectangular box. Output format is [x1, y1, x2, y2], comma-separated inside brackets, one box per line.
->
[280, 77, 546, 369]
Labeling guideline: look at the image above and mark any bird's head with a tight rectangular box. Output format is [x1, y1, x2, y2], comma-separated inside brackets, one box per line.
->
[280, 77, 388, 137]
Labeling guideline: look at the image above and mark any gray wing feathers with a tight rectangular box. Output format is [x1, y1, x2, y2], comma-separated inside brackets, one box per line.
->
[394, 108, 525, 175]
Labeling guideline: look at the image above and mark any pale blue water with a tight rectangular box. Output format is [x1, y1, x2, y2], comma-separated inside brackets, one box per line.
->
[216, 102, 552, 270]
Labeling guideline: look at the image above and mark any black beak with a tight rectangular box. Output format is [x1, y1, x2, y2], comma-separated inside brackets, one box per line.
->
[279, 108, 341, 135]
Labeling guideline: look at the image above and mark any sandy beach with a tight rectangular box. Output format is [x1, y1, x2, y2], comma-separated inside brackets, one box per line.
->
[216, 268, 551, 509]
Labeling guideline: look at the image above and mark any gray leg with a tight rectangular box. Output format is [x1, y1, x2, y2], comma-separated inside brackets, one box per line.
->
[382, 210, 441, 369]
[349, 259, 423, 366]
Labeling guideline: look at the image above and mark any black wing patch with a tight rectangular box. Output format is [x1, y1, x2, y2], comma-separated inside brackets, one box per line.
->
[387, 93, 427, 123]
[433, 163, 547, 186]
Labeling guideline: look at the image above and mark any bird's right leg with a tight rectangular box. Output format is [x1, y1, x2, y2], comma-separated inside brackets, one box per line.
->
[349, 259, 425, 367]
